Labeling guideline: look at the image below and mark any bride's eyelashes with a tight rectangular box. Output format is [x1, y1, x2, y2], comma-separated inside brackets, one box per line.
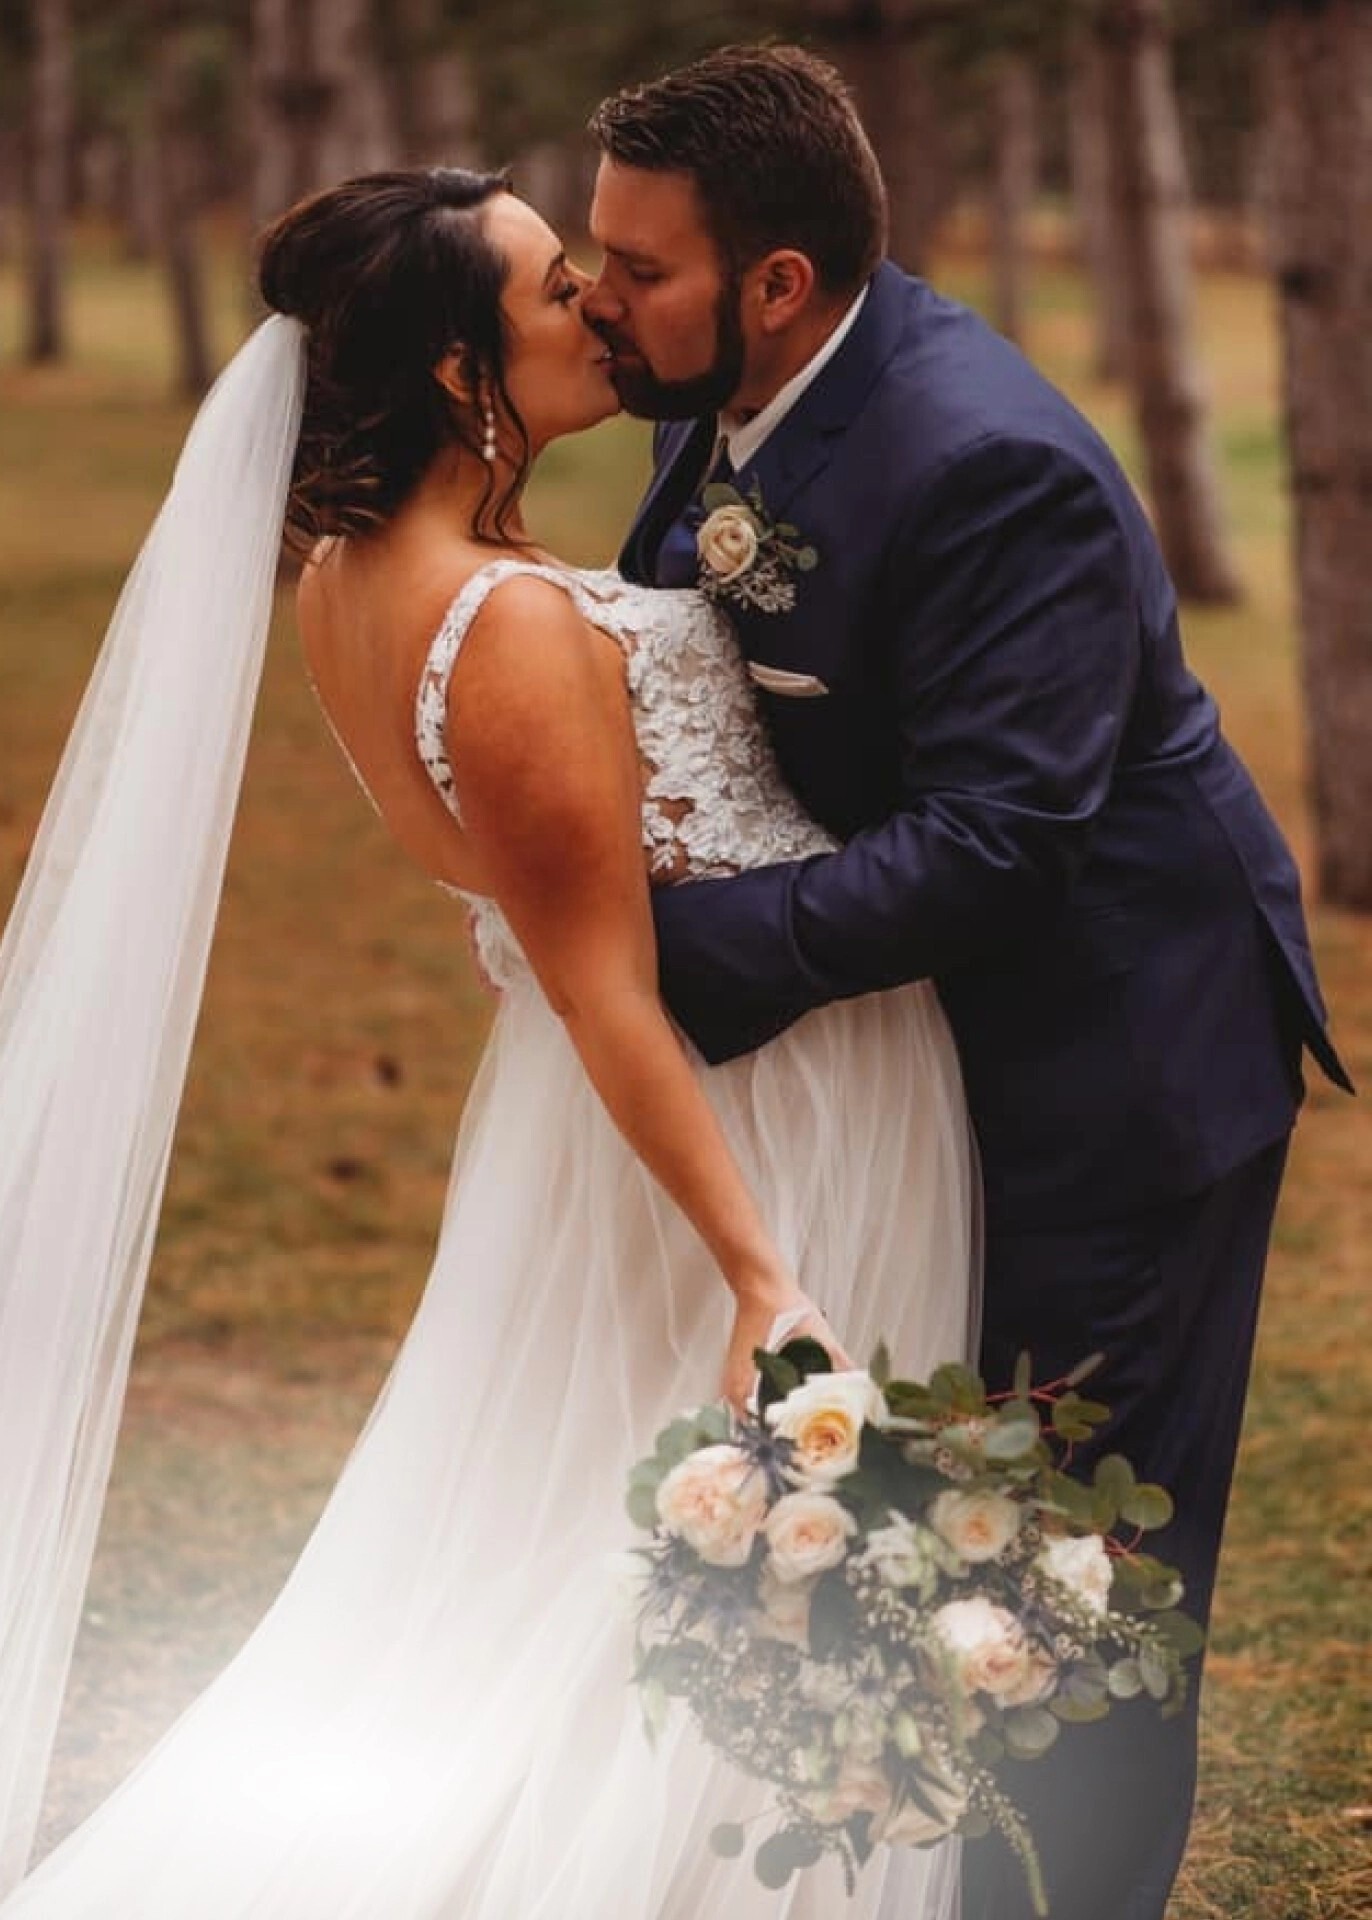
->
[553, 280, 582, 307]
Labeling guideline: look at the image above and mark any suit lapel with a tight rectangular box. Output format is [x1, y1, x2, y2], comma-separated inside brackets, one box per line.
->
[735, 262, 912, 527]
[618, 417, 713, 582]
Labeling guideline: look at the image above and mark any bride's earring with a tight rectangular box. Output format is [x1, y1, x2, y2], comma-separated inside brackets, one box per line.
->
[480, 395, 498, 465]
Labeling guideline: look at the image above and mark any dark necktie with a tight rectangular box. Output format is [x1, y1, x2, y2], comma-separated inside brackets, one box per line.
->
[652, 434, 736, 589]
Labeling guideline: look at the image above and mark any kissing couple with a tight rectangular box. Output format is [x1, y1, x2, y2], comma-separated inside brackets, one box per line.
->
[0, 40, 1346, 1920]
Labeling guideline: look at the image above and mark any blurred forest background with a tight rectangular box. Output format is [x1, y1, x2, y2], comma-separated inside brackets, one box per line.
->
[0, 2, 1370, 1916]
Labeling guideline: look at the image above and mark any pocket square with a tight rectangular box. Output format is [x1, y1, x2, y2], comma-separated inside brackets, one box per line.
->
[745, 661, 830, 698]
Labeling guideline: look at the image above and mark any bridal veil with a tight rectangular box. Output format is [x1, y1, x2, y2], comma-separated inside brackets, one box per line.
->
[0, 318, 305, 1887]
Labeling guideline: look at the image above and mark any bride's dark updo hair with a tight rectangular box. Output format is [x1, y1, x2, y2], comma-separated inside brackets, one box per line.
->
[257, 167, 523, 551]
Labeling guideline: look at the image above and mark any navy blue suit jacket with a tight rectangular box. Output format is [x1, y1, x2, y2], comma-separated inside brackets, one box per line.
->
[621, 263, 1348, 1230]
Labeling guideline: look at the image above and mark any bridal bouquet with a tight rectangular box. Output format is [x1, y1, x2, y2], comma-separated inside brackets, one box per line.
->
[624, 1342, 1204, 1912]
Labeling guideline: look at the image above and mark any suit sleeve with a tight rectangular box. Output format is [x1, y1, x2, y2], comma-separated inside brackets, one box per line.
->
[652, 435, 1141, 1063]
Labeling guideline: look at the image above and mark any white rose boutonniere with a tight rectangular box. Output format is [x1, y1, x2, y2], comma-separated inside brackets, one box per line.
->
[696, 481, 818, 613]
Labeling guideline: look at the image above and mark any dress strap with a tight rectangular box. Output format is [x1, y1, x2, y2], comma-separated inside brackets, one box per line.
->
[414, 559, 578, 823]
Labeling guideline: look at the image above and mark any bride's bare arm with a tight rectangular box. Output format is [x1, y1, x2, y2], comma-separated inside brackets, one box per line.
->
[444, 576, 848, 1406]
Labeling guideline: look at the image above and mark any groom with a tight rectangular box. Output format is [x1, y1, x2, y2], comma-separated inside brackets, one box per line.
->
[585, 41, 1347, 1920]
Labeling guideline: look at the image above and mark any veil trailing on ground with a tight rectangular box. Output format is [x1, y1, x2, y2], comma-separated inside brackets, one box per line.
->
[0, 316, 305, 1889]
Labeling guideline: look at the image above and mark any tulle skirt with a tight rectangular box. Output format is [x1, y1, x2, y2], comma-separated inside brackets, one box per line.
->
[1, 973, 977, 1919]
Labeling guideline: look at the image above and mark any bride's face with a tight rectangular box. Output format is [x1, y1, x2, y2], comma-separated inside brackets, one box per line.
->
[483, 194, 621, 450]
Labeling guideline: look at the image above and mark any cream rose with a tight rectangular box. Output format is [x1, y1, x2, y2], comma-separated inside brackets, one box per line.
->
[697, 503, 760, 581]
[766, 1370, 887, 1485]
[654, 1444, 768, 1568]
[1036, 1533, 1115, 1617]
[764, 1490, 857, 1585]
[929, 1488, 1021, 1564]
[932, 1595, 1036, 1702]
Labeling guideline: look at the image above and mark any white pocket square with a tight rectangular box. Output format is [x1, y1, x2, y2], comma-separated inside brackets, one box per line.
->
[746, 661, 830, 698]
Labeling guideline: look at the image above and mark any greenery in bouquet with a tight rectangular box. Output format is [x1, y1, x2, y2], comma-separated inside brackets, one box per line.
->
[624, 1341, 1205, 1913]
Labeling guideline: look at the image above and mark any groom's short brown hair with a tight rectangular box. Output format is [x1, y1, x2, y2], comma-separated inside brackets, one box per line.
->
[588, 44, 888, 297]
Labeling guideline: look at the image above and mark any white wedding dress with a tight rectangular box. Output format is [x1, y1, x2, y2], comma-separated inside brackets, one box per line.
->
[0, 562, 976, 1919]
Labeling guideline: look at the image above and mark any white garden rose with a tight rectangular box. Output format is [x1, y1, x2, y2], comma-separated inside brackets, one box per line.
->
[929, 1488, 1021, 1564]
[932, 1595, 1036, 1702]
[766, 1371, 888, 1485]
[764, 1490, 857, 1585]
[1036, 1533, 1115, 1617]
[696, 503, 760, 581]
[654, 1444, 768, 1568]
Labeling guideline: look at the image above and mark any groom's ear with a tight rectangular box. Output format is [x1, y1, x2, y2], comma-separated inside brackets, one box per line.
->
[748, 249, 817, 336]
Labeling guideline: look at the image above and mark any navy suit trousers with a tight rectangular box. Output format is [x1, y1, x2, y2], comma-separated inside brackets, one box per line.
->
[961, 1136, 1291, 1920]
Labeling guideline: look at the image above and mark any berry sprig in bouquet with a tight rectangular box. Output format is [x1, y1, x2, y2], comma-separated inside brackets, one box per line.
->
[625, 1340, 1204, 1912]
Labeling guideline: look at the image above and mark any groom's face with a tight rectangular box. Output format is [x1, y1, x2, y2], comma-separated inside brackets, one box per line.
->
[584, 161, 746, 420]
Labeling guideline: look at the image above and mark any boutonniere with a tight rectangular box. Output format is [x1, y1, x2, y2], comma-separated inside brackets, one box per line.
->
[695, 481, 818, 613]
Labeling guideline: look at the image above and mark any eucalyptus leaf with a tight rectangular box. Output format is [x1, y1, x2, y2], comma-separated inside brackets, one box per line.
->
[1120, 1483, 1175, 1531]
[1139, 1644, 1173, 1701]
[1107, 1658, 1144, 1700]
[709, 1822, 746, 1858]
[1090, 1486, 1121, 1533]
[1003, 1706, 1061, 1758]
[1038, 1471, 1096, 1529]
[794, 547, 820, 571]
[754, 1831, 802, 1889]
[1092, 1454, 1137, 1503]
[984, 1411, 1041, 1461]
[869, 1339, 893, 1389]
[930, 1362, 988, 1412]
[626, 1483, 661, 1530]
[1050, 1694, 1110, 1724]
[701, 482, 745, 512]
[1013, 1350, 1034, 1400]
[1152, 1609, 1206, 1659]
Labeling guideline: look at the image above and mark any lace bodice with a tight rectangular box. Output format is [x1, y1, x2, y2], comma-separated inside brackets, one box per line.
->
[415, 561, 835, 985]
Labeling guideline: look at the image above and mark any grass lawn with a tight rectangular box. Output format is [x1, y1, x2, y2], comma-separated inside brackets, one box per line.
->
[1, 221, 1368, 1911]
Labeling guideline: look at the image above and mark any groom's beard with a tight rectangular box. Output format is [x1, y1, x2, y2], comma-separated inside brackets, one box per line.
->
[602, 281, 746, 422]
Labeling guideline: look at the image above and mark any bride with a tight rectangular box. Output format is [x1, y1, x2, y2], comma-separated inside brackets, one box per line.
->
[0, 167, 976, 1916]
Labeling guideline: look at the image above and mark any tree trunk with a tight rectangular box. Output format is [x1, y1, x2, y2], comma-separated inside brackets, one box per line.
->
[1261, 0, 1372, 908]
[23, 0, 73, 363]
[0, 129, 20, 268]
[378, 0, 476, 167]
[1097, 0, 1242, 603]
[989, 53, 1037, 347]
[807, 0, 953, 275]
[123, 123, 161, 263]
[248, 0, 398, 232]
[1067, 31, 1129, 382]
[151, 20, 214, 399]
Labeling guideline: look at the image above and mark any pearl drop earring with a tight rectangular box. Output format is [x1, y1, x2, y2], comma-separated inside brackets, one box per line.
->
[481, 396, 498, 465]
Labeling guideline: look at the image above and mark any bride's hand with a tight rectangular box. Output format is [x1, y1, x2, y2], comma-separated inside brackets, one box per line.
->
[722, 1289, 854, 1414]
